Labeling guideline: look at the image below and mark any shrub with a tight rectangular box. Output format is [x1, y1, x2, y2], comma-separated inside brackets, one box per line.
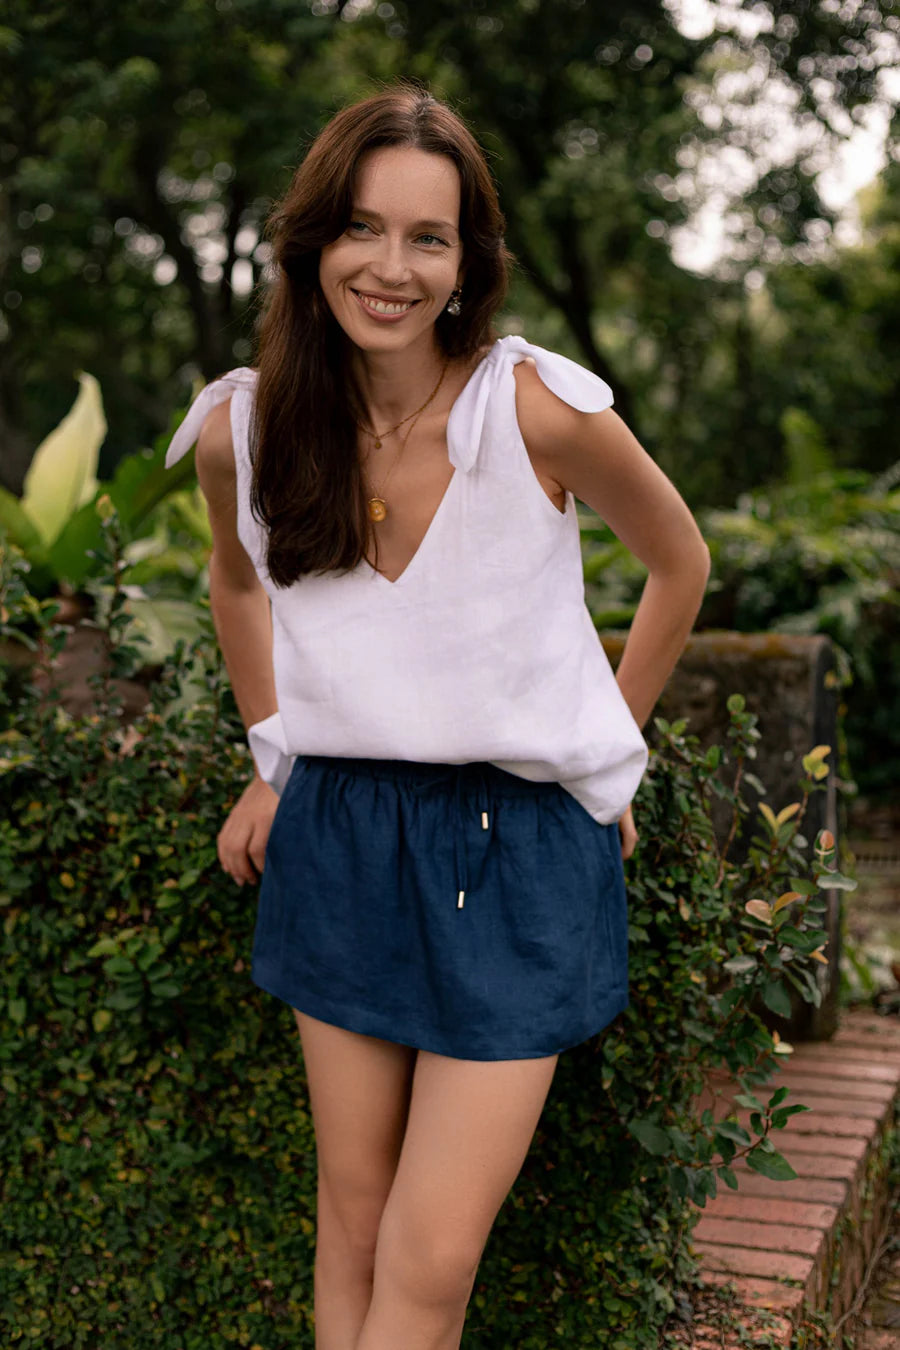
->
[580, 463, 900, 797]
[1, 510, 842, 1348]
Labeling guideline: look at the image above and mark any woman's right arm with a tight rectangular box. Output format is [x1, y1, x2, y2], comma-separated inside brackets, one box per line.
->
[195, 398, 280, 886]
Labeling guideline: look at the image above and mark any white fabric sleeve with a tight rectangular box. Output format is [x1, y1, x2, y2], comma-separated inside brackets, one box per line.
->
[503, 336, 615, 413]
[447, 337, 614, 473]
[164, 366, 257, 469]
[163, 366, 294, 792]
[247, 714, 296, 797]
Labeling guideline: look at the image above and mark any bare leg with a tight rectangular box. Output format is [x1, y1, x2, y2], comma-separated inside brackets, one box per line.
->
[356, 1049, 559, 1350]
[293, 1009, 417, 1350]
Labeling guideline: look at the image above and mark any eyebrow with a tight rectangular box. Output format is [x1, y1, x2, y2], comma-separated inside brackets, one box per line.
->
[351, 207, 459, 235]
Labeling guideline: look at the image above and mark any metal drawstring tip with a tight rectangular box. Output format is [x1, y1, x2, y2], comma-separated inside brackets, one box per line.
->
[457, 890, 465, 909]
[481, 811, 489, 830]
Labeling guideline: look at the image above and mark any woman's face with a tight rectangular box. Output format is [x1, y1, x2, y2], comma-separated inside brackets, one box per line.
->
[318, 144, 464, 356]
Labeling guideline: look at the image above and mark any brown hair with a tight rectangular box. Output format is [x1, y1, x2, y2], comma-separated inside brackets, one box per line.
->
[249, 84, 511, 587]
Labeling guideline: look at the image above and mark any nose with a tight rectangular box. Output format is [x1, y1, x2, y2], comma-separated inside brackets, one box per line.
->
[369, 233, 412, 288]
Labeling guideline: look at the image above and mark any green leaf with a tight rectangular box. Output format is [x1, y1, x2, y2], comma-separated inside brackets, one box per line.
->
[110, 431, 197, 527]
[718, 1166, 739, 1190]
[103, 955, 136, 977]
[0, 487, 43, 551]
[726, 693, 745, 713]
[714, 1120, 751, 1147]
[774, 1104, 811, 1122]
[44, 497, 105, 588]
[106, 989, 143, 1011]
[817, 872, 858, 891]
[723, 954, 757, 974]
[734, 1092, 764, 1112]
[156, 891, 184, 910]
[629, 1119, 673, 1156]
[21, 372, 105, 546]
[761, 979, 792, 1019]
[149, 981, 180, 999]
[768, 1085, 789, 1108]
[87, 937, 122, 958]
[745, 1146, 797, 1181]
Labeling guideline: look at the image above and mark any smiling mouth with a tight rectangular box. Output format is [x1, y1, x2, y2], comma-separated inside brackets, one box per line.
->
[352, 290, 421, 316]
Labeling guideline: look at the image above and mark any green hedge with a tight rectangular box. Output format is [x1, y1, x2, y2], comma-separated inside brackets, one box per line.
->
[581, 463, 900, 797]
[1, 515, 845, 1348]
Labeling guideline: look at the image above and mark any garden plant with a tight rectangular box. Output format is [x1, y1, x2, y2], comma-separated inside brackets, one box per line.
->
[0, 505, 851, 1348]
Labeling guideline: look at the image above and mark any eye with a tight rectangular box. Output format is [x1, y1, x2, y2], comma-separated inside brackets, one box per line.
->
[347, 219, 373, 235]
[417, 233, 450, 248]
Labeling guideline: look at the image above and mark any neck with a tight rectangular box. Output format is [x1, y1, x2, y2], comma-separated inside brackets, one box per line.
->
[352, 339, 448, 427]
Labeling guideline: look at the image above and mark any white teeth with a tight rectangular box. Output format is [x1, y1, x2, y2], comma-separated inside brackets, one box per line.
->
[358, 293, 414, 315]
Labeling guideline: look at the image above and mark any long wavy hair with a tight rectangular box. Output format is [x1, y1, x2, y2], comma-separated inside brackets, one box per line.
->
[249, 85, 512, 587]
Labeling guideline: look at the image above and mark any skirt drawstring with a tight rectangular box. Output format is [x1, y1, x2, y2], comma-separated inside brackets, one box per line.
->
[414, 763, 495, 909]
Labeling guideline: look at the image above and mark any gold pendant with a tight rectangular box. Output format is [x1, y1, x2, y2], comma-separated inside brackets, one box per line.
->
[368, 497, 387, 523]
[373, 437, 382, 449]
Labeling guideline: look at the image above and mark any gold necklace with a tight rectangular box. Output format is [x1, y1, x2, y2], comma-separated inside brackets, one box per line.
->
[355, 361, 448, 451]
[364, 401, 431, 523]
[360, 363, 449, 523]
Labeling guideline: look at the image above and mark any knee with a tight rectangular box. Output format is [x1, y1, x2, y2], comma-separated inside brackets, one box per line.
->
[376, 1214, 484, 1308]
[318, 1175, 384, 1275]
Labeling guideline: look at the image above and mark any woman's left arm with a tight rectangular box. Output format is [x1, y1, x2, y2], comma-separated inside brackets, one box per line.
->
[514, 360, 711, 729]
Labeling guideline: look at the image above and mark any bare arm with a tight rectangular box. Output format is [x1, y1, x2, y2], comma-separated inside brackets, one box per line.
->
[513, 360, 710, 730]
[195, 398, 279, 884]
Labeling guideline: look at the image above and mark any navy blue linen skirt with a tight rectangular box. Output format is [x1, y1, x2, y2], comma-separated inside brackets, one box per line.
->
[250, 755, 629, 1061]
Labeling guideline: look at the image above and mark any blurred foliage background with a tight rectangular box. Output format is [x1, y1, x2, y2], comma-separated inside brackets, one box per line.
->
[2, 0, 898, 499]
[1, 0, 899, 773]
[2, 6, 900, 1342]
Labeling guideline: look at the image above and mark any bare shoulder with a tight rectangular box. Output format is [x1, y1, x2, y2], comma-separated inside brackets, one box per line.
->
[512, 357, 585, 457]
[195, 397, 236, 505]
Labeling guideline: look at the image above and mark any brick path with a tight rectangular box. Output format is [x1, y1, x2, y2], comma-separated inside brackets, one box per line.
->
[690, 1010, 900, 1345]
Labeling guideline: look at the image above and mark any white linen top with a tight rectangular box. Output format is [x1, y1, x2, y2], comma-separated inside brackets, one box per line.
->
[165, 335, 648, 824]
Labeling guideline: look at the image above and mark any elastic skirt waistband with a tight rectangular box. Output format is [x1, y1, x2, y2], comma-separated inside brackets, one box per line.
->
[297, 754, 562, 799]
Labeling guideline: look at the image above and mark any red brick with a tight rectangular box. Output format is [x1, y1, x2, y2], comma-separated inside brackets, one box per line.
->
[700, 1269, 806, 1317]
[768, 1092, 888, 1119]
[789, 1042, 900, 1066]
[699, 1194, 839, 1229]
[692, 1241, 817, 1301]
[783, 1052, 899, 1082]
[835, 1015, 900, 1041]
[734, 1108, 874, 1138]
[733, 1149, 859, 1181]
[693, 1216, 826, 1259]
[689, 1014, 900, 1331]
[722, 1171, 847, 1206]
[842, 1008, 900, 1031]
[772, 1071, 897, 1103]
[777, 1130, 871, 1159]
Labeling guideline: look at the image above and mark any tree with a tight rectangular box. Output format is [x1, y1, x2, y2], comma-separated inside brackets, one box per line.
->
[1, 0, 896, 501]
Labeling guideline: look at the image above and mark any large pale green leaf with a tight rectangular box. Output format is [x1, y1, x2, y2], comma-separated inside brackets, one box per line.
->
[121, 594, 206, 665]
[45, 497, 106, 589]
[0, 485, 43, 553]
[109, 429, 198, 528]
[21, 372, 106, 546]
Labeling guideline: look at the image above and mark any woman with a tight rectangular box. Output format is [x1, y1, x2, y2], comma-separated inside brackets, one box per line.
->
[166, 85, 710, 1350]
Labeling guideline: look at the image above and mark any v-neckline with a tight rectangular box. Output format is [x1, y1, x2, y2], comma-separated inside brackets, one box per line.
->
[363, 465, 459, 587]
[361, 342, 497, 589]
